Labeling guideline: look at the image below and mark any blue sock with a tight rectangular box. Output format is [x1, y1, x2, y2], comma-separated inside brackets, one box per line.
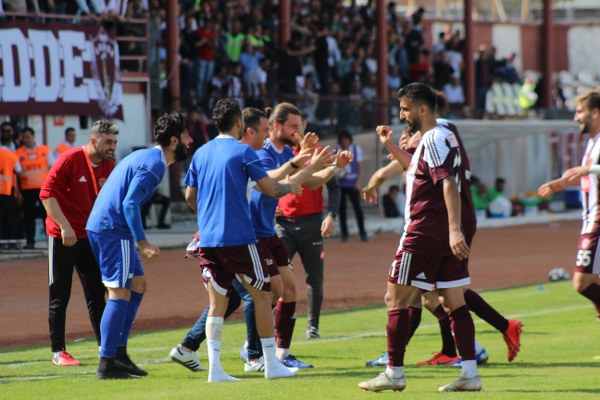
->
[118, 291, 144, 347]
[100, 299, 129, 358]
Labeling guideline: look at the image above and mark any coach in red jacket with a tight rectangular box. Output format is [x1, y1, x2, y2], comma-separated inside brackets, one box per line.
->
[40, 120, 118, 367]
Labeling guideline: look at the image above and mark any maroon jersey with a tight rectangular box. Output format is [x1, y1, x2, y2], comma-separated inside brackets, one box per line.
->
[437, 118, 477, 225]
[400, 125, 461, 255]
[40, 147, 114, 239]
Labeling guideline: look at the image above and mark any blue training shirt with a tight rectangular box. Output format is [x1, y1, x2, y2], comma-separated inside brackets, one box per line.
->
[185, 135, 268, 247]
[86, 147, 167, 241]
[250, 139, 295, 237]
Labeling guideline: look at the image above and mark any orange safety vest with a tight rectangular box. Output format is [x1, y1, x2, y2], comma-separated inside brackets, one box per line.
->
[0, 147, 19, 196]
[53, 142, 72, 159]
[16, 145, 51, 190]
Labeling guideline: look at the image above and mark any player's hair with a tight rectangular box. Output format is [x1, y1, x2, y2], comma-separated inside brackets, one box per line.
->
[90, 120, 119, 138]
[268, 102, 302, 127]
[153, 112, 186, 146]
[242, 107, 268, 138]
[577, 91, 600, 112]
[434, 90, 449, 116]
[212, 98, 242, 133]
[21, 126, 35, 136]
[397, 83, 437, 112]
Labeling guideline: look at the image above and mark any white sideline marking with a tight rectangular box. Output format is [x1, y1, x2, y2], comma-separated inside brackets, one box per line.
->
[1, 304, 592, 382]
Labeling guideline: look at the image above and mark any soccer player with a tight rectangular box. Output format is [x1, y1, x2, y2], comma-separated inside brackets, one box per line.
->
[251, 104, 350, 367]
[539, 91, 600, 324]
[362, 100, 522, 367]
[358, 83, 481, 392]
[40, 120, 117, 367]
[86, 112, 192, 380]
[185, 98, 302, 382]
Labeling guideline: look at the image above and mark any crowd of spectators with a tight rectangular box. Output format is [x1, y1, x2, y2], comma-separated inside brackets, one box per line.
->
[4, 0, 533, 132]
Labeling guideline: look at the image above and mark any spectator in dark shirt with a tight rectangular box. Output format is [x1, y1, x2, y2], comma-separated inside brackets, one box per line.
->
[383, 185, 401, 218]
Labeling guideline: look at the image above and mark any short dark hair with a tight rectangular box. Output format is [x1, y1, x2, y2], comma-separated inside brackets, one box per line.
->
[388, 185, 400, 193]
[65, 127, 75, 135]
[153, 112, 186, 146]
[337, 130, 353, 145]
[1, 121, 13, 133]
[212, 98, 242, 133]
[434, 90, 449, 115]
[397, 83, 437, 112]
[21, 126, 35, 136]
[0, 130, 12, 145]
[242, 107, 268, 137]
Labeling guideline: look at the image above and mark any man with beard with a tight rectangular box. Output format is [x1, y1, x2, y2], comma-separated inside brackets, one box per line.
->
[86, 113, 192, 380]
[539, 91, 600, 323]
[184, 98, 302, 382]
[358, 83, 481, 392]
[40, 120, 118, 367]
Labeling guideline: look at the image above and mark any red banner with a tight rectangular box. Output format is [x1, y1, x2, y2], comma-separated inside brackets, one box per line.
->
[0, 20, 124, 119]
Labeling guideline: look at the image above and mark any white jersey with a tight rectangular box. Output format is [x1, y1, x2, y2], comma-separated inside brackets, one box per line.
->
[581, 134, 600, 234]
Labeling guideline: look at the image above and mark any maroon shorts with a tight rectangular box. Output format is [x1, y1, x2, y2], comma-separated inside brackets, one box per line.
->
[575, 233, 600, 274]
[200, 244, 274, 295]
[257, 235, 292, 277]
[388, 250, 470, 291]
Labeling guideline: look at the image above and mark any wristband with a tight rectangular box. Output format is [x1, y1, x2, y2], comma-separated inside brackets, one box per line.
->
[290, 161, 299, 169]
[329, 165, 341, 173]
[590, 165, 600, 175]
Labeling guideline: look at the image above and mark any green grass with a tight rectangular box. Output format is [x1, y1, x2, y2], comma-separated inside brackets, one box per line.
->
[2, 281, 600, 399]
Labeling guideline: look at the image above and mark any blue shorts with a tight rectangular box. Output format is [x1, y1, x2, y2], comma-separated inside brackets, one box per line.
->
[88, 231, 144, 289]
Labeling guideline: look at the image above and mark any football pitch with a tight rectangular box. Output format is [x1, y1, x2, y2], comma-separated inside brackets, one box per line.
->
[1, 281, 599, 399]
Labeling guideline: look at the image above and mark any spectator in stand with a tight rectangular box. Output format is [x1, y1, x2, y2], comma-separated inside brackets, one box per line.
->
[314, 22, 332, 95]
[225, 62, 244, 109]
[495, 52, 519, 84]
[433, 49, 454, 90]
[475, 45, 494, 119]
[409, 48, 431, 83]
[444, 35, 464, 81]
[16, 127, 55, 249]
[224, 19, 245, 64]
[382, 185, 401, 218]
[404, 19, 424, 65]
[443, 76, 465, 117]
[196, 17, 219, 103]
[410, 6, 426, 31]
[53, 127, 76, 159]
[179, 14, 198, 104]
[519, 76, 538, 114]
[337, 131, 368, 242]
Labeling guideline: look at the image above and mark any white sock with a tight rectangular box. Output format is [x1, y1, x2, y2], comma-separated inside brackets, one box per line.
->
[207, 317, 224, 373]
[276, 347, 290, 359]
[385, 365, 404, 379]
[54, 351, 62, 357]
[474, 339, 484, 354]
[460, 360, 478, 378]
[260, 337, 278, 366]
